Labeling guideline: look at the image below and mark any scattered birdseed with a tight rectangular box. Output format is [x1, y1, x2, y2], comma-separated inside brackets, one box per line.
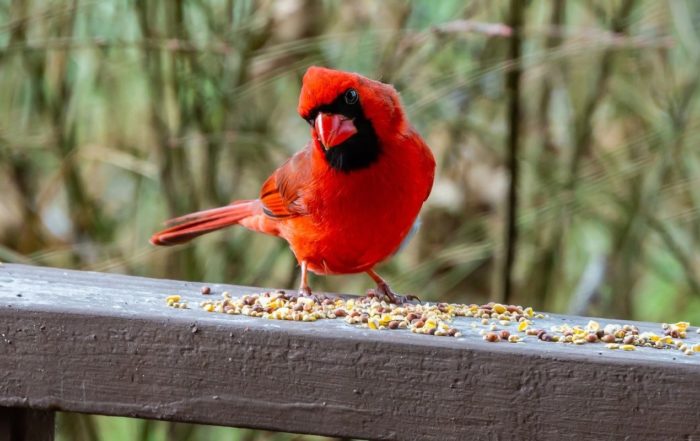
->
[164, 291, 699, 355]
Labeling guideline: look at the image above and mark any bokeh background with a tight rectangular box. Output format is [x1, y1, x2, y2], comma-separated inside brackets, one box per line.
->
[1, 0, 699, 439]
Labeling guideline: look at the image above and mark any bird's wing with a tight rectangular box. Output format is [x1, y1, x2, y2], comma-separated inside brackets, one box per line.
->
[259, 147, 312, 219]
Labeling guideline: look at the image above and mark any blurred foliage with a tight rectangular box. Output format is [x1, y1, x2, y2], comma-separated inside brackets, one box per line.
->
[1, 0, 700, 439]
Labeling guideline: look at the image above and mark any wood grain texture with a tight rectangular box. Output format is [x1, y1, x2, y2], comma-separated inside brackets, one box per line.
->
[0, 263, 699, 441]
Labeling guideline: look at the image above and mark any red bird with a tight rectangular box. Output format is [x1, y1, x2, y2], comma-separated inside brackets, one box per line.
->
[151, 67, 435, 303]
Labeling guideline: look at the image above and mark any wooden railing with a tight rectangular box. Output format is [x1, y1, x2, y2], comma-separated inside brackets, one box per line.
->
[0, 263, 699, 441]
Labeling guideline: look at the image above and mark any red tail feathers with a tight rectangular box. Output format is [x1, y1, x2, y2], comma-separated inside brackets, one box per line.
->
[150, 200, 258, 246]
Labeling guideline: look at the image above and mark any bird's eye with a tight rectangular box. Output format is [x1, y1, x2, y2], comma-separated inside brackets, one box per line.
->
[344, 88, 359, 105]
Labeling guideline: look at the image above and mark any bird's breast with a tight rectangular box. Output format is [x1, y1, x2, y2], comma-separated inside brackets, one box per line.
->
[281, 155, 430, 275]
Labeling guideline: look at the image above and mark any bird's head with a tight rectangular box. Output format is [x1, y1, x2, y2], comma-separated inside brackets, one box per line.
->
[298, 66, 405, 172]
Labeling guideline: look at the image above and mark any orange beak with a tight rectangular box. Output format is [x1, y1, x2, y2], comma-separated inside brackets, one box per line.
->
[314, 112, 357, 149]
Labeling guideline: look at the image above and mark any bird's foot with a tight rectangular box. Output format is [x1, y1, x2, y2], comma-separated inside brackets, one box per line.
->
[295, 286, 327, 304]
[366, 283, 421, 305]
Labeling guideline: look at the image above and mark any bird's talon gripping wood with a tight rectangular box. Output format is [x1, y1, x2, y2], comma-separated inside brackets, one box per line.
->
[151, 67, 435, 299]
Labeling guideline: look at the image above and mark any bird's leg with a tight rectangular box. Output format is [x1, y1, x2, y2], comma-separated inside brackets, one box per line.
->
[365, 269, 420, 304]
[296, 262, 326, 302]
[298, 261, 313, 296]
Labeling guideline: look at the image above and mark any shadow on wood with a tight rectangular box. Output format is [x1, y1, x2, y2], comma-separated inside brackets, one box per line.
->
[0, 407, 54, 441]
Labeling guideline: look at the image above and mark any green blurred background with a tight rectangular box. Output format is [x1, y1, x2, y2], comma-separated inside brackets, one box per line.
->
[1, 0, 699, 439]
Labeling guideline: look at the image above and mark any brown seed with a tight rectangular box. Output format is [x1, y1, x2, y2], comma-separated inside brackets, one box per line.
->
[601, 334, 616, 343]
[388, 321, 399, 329]
[623, 335, 635, 345]
[585, 334, 598, 343]
[414, 320, 425, 329]
[448, 328, 458, 336]
[427, 328, 436, 335]
[407, 313, 418, 322]
[484, 332, 500, 342]
[499, 330, 510, 340]
[201, 286, 211, 295]
[334, 309, 347, 317]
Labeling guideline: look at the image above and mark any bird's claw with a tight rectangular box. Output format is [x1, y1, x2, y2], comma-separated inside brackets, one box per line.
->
[296, 287, 326, 304]
[366, 284, 421, 305]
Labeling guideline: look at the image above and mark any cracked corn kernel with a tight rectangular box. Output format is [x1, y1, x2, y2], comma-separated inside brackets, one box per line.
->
[166, 295, 181, 304]
[620, 344, 635, 351]
[493, 303, 506, 314]
[518, 320, 529, 332]
[606, 343, 620, 350]
[586, 320, 600, 333]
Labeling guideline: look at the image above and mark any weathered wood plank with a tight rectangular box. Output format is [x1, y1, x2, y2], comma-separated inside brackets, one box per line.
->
[0, 263, 699, 441]
[0, 407, 54, 441]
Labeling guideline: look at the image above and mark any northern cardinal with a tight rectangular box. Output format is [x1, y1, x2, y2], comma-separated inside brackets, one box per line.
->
[151, 67, 435, 303]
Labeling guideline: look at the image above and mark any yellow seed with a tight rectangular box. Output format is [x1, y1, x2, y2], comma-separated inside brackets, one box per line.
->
[493, 303, 506, 314]
[518, 321, 529, 332]
[166, 295, 181, 304]
[368, 319, 379, 330]
[203, 303, 215, 312]
[693, 344, 700, 353]
[674, 321, 690, 330]
[379, 313, 393, 326]
[606, 343, 619, 350]
[524, 307, 534, 318]
[620, 344, 636, 351]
